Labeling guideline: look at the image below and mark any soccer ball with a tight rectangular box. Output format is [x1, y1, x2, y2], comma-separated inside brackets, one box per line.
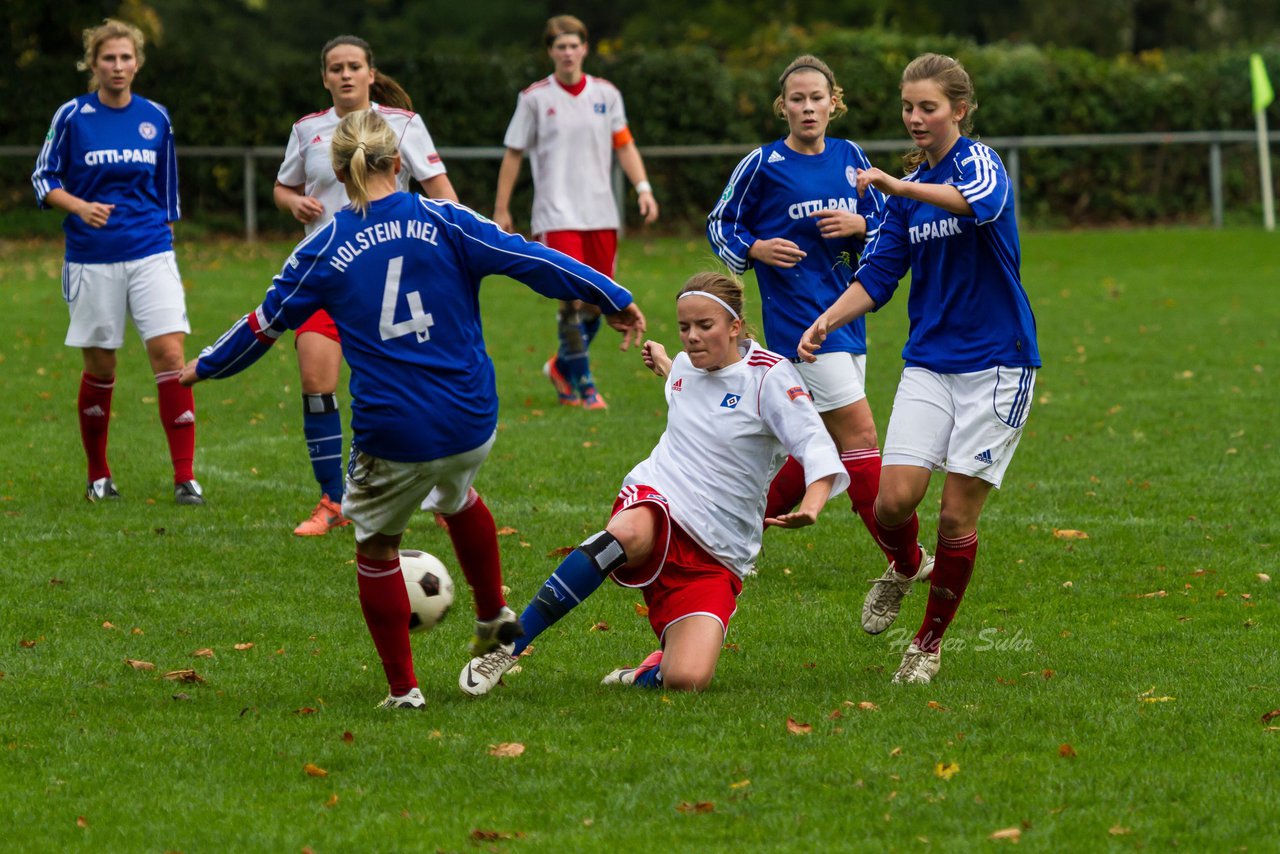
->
[399, 550, 455, 633]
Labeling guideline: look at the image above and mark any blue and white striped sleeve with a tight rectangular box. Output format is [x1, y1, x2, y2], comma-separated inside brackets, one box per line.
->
[706, 148, 764, 275]
[153, 102, 181, 222]
[31, 100, 78, 208]
[955, 143, 1010, 225]
[848, 142, 885, 247]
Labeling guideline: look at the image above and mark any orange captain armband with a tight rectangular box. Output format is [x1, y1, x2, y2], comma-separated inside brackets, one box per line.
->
[612, 126, 634, 149]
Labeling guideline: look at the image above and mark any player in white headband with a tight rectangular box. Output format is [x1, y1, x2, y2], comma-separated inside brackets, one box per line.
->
[460, 271, 848, 695]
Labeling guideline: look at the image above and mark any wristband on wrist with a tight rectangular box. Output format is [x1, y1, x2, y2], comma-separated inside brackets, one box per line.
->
[635, 180, 652, 194]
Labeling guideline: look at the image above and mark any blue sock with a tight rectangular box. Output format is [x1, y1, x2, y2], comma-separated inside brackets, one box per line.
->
[632, 666, 664, 689]
[512, 531, 627, 655]
[302, 394, 344, 500]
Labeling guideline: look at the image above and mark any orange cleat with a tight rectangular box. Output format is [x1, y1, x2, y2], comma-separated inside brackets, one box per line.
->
[294, 494, 350, 536]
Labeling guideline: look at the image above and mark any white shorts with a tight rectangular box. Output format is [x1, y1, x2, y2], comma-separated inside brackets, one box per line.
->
[342, 432, 496, 543]
[792, 352, 867, 412]
[882, 366, 1035, 488]
[63, 251, 189, 348]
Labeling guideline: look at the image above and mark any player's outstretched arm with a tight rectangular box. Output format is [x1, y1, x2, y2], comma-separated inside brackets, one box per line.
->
[605, 302, 646, 351]
[797, 281, 877, 363]
[765, 473, 838, 528]
[178, 359, 201, 387]
[641, 340, 671, 378]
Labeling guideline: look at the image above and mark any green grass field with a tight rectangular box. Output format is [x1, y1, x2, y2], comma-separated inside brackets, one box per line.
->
[1, 228, 1277, 852]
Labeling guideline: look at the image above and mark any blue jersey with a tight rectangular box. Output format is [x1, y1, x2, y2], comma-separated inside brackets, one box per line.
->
[31, 92, 180, 264]
[855, 137, 1040, 374]
[195, 192, 634, 463]
[707, 137, 884, 359]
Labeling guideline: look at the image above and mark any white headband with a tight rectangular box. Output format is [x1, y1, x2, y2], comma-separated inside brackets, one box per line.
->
[678, 290, 740, 321]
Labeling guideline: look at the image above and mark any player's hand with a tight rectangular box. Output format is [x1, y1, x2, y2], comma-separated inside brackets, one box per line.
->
[855, 167, 902, 198]
[492, 208, 515, 233]
[749, 237, 806, 268]
[797, 317, 828, 363]
[291, 195, 325, 224]
[641, 340, 671, 378]
[812, 209, 865, 240]
[606, 302, 646, 351]
[178, 359, 202, 387]
[637, 191, 659, 225]
[76, 201, 115, 228]
[765, 508, 819, 529]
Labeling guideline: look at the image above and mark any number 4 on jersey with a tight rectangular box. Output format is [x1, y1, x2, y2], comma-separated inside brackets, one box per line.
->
[379, 256, 434, 343]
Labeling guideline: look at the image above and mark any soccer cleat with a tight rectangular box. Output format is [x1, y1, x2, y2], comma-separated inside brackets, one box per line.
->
[85, 476, 121, 502]
[174, 480, 205, 506]
[458, 643, 518, 696]
[601, 649, 663, 686]
[892, 642, 941, 684]
[469, 606, 524, 656]
[294, 494, 350, 536]
[579, 385, 608, 411]
[376, 686, 426, 710]
[861, 546, 935, 634]
[542, 356, 580, 406]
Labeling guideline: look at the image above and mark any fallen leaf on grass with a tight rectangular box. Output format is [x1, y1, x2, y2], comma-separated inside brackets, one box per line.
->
[828, 709, 843, 720]
[342, 731, 354, 743]
[1109, 825, 1131, 836]
[102, 621, 115, 630]
[163, 669, 205, 683]
[172, 692, 190, 701]
[786, 717, 812, 735]
[303, 763, 328, 777]
[294, 707, 318, 715]
[489, 742, 525, 758]
[547, 546, 574, 558]
[1059, 743, 1077, 758]
[131, 627, 143, 635]
[989, 827, 1021, 842]
[1137, 686, 1175, 703]
[233, 643, 254, 651]
[934, 762, 960, 780]
[589, 622, 610, 632]
[889, 746, 903, 757]
[729, 779, 750, 790]
[1052, 529, 1089, 539]
[324, 794, 339, 808]
[471, 829, 525, 841]
[192, 648, 215, 658]
[927, 701, 949, 712]
[1041, 669, 1055, 680]
[1261, 709, 1280, 724]
[675, 801, 714, 814]
[18, 639, 38, 648]
[496, 526, 519, 536]
[125, 659, 156, 670]
[635, 603, 650, 617]
[1136, 590, 1167, 598]
[1258, 573, 1272, 583]
[76, 816, 88, 828]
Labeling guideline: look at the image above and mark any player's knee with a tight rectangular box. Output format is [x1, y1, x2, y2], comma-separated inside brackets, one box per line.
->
[661, 662, 715, 692]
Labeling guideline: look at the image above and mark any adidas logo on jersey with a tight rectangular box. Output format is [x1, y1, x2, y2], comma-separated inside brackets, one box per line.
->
[671, 378, 683, 392]
[310, 134, 323, 144]
[974, 449, 994, 465]
[174, 410, 196, 425]
[768, 150, 785, 163]
[82, 104, 96, 114]
[82, 405, 106, 417]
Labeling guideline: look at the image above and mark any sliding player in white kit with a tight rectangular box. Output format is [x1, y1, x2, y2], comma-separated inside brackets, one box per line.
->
[460, 272, 847, 695]
[493, 14, 658, 410]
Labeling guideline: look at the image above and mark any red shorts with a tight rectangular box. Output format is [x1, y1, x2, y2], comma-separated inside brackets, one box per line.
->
[609, 485, 743, 642]
[541, 229, 618, 279]
[296, 309, 340, 343]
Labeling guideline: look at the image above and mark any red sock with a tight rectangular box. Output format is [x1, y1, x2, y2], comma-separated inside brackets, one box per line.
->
[155, 370, 196, 483]
[873, 508, 923, 577]
[764, 456, 806, 520]
[914, 531, 979, 654]
[356, 553, 417, 695]
[443, 490, 506, 620]
[842, 448, 894, 563]
[78, 372, 114, 481]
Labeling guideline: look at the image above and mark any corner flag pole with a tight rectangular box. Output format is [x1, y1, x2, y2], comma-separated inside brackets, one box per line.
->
[1251, 54, 1275, 231]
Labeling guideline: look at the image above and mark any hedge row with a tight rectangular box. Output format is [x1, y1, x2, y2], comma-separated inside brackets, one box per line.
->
[6, 27, 1277, 230]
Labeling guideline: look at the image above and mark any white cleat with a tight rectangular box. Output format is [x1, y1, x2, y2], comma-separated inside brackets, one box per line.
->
[861, 547, 934, 634]
[459, 643, 518, 696]
[892, 642, 941, 684]
[376, 686, 426, 710]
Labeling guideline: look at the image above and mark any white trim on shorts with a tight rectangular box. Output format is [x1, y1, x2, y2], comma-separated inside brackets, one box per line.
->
[63, 250, 189, 349]
[792, 351, 867, 412]
[882, 366, 1035, 488]
[658, 608, 736, 645]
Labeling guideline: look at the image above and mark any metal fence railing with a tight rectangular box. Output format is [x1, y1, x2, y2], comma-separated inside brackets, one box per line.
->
[5, 129, 1277, 241]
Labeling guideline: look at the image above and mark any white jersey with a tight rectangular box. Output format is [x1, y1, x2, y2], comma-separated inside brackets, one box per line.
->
[277, 103, 447, 234]
[503, 75, 629, 235]
[624, 340, 849, 578]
